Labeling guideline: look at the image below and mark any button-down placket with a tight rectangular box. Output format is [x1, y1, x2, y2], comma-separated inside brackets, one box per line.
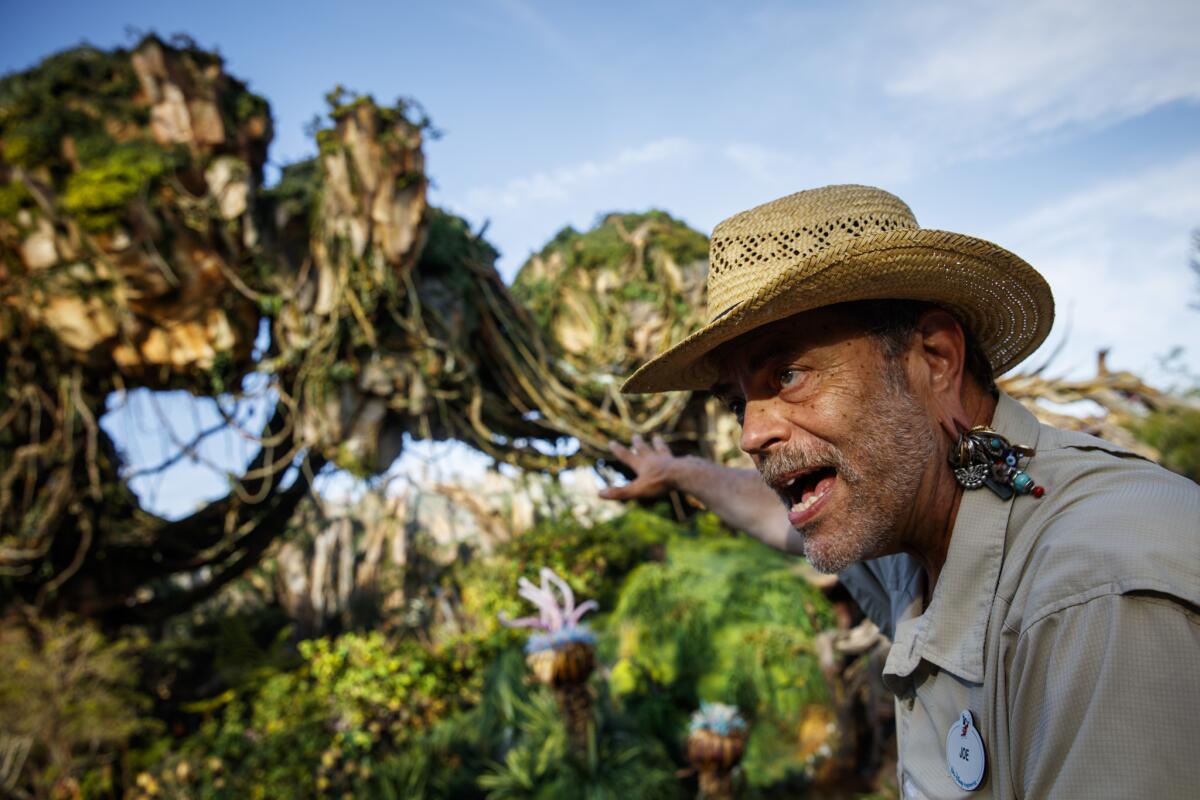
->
[882, 394, 1044, 796]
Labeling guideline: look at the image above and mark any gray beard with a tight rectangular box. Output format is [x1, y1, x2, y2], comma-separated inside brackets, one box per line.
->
[758, 372, 936, 574]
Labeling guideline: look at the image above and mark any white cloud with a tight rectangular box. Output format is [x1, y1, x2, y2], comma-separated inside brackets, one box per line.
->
[885, 0, 1200, 136]
[998, 152, 1200, 379]
[461, 137, 701, 212]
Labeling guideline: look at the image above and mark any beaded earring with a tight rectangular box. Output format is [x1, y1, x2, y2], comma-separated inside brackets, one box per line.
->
[949, 425, 1044, 501]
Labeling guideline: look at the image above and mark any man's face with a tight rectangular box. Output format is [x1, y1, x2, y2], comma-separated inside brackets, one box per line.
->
[712, 308, 938, 573]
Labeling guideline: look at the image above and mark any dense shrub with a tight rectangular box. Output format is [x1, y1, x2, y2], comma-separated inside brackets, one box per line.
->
[130, 628, 511, 800]
[0, 613, 154, 798]
[88, 506, 841, 798]
[606, 536, 835, 788]
[1132, 405, 1200, 482]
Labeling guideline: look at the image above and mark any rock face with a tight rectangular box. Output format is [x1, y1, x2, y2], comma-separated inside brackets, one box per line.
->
[0, 37, 270, 387]
[278, 91, 430, 474]
[512, 212, 748, 466]
[0, 39, 439, 614]
[512, 211, 709, 378]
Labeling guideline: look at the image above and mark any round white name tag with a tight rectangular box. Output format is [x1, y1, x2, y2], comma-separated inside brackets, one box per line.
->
[945, 709, 986, 791]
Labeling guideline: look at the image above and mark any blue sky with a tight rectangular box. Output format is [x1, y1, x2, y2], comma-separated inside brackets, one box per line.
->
[4, 1, 1200, 517]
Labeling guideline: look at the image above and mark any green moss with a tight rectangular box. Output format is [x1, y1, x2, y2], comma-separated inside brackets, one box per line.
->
[0, 180, 31, 220]
[60, 141, 172, 231]
[518, 210, 707, 282]
[619, 280, 660, 303]
[232, 89, 270, 123]
[512, 210, 707, 301]
[419, 207, 499, 274]
[0, 44, 142, 177]
[1, 34, 273, 240]
[510, 210, 708, 381]
[206, 349, 240, 394]
[315, 127, 340, 156]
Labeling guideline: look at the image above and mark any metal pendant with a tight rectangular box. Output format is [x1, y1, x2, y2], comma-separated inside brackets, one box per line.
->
[954, 464, 989, 489]
[949, 426, 1044, 501]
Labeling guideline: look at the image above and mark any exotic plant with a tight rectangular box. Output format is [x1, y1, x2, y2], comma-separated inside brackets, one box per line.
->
[500, 567, 598, 755]
[686, 702, 748, 800]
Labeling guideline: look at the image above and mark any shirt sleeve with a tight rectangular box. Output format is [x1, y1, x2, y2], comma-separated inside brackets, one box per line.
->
[1006, 591, 1200, 798]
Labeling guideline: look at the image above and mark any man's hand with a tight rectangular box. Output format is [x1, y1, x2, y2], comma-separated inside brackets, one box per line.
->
[598, 434, 679, 500]
[597, 433, 800, 554]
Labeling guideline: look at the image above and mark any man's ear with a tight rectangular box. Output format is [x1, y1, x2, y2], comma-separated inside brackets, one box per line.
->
[907, 309, 971, 438]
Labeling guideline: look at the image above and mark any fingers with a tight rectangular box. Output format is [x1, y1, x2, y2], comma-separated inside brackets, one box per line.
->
[598, 481, 639, 500]
[612, 434, 670, 459]
[597, 484, 622, 500]
[608, 440, 634, 463]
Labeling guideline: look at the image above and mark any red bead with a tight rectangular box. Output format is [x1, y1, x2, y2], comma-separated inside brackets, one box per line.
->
[1032, 486, 1045, 498]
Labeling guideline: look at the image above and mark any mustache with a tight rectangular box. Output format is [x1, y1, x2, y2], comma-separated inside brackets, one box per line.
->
[757, 441, 859, 487]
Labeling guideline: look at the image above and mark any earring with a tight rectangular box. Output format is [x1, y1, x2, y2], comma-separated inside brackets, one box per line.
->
[949, 426, 1044, 501]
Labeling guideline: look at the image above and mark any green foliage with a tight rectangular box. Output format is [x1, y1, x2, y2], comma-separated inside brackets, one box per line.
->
[456, 505, 687, 633]
[0, 613, 154, 795]
[1132, 405, 1200, 482]
[520, 211, 708, 282]
[607, 535, 834, 787]
[134, 627, 507, 799]
[511, 210, 708, 320]
[60, 141, 173, 230]
[109, 506, 841, 798]
[420, 207, 500, 276]
[508, 210, 709, 394]
[0, 179, 32, 221]
[0, 45, 142, 175]
[477, 689, 681, 800]
[0, 35, 269, 233]
[261, 156, 321, 226]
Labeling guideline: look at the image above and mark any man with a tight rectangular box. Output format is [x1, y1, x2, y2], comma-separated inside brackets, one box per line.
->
[604, 185, 1199, 799]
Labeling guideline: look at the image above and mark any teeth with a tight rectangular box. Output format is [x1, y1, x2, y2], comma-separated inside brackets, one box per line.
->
[790, 482, 830, 513]
[791, 493, 819, 512]
[786, 476, 797, 488]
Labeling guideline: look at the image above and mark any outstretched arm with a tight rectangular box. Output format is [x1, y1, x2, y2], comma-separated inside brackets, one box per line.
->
[599, 434, 803, 554]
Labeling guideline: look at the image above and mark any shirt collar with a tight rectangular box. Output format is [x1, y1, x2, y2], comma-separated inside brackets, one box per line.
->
[883, 393, 1042, 688]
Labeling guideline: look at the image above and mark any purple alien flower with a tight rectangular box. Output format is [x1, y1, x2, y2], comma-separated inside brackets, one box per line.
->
[498, 567, 598, 653]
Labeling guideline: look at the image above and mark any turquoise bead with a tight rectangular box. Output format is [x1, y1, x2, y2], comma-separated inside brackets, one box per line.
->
[1012, 472, 1033, 493]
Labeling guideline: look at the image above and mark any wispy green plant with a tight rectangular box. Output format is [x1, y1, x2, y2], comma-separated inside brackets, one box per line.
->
[606, 535, 834, 787]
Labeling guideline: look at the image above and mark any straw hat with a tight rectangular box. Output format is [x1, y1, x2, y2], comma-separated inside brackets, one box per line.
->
[622, 184, 1053, 394]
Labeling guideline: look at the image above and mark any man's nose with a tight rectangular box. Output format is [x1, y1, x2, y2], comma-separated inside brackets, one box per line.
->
[739, 399, 791, 457]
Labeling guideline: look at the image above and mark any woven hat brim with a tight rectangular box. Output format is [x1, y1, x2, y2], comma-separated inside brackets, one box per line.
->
[622, 228, 1054, 394]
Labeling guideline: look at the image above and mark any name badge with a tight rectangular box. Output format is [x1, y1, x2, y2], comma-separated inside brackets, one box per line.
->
[945, 709, 986, 791]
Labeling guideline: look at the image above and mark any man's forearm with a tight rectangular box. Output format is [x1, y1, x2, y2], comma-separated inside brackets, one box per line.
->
[667, 456, 803, 554]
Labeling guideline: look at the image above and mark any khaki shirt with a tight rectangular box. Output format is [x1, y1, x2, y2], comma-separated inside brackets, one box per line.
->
[840, 393, 1200, 799]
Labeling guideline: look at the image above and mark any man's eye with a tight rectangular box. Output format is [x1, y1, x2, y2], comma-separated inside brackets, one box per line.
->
[777, 368, 804, 389]
[726, 399, 745, 424]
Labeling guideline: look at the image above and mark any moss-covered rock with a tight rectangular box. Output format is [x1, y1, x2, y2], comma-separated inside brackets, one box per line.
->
[512, 210, 708, 379]
[0, 35, 272, 386]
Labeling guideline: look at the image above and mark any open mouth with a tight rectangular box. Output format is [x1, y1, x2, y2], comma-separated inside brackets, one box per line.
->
[776, 467, 838, 521]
